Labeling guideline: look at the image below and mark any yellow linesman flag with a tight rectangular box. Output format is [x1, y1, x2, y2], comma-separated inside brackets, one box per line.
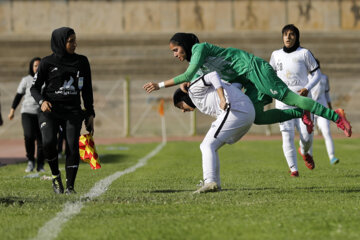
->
[158, 98, 164, 116]
[79, 134, 101, 169]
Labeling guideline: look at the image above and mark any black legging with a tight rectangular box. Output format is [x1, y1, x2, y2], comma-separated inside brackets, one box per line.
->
[21, 113, 44, 168]
[39, 109, 83, 188]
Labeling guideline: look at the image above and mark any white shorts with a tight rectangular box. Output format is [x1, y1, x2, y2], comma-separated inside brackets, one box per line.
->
[279, 118, 306, 132]
[207, 108, 255, 144]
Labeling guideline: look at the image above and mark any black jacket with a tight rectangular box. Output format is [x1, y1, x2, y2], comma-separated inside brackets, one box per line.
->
[30, 27, 95, 118]
[30, 53, 95, 117]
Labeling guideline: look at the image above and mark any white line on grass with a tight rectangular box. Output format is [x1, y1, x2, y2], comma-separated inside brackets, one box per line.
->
[31, 141, 166, 240]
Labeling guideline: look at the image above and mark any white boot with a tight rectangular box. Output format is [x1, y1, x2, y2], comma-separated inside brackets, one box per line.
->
[193, 182, 220, 194]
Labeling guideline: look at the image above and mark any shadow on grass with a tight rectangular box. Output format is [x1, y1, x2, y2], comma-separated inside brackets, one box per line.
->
[149, 189, 193, 193]
[98, 154, 128, 164]
[0, 197, 27, 206]
[149, 188, 236, 193]
[289, 186, 360, 194]
[239, 187, 277, 191]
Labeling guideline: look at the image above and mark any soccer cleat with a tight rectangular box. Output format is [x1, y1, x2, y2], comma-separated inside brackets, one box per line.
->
[37, 164, 45, 172]
[52, 174, 64, 194]
[298, 147, 315, 170]
[330, 157, 340, 165]
[64, 187, 77, 195]
[335, 109, 352, 137]
[302, 110, 314, 134]
[25, 161, 34, 173]
[193, 182, 220, 194]
[290, 171, 299, 177]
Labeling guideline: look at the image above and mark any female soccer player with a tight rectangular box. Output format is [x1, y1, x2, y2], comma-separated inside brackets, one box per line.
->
[143, 32, 351, 137]
[8, 57, 45, 173]
[270, 24, 318, 176]
[31, 27, 95, 194]
[173, 71, 255, 193]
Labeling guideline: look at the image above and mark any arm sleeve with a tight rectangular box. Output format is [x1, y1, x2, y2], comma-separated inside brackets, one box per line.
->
[173, 64, 200, 84]
[81, 57, 95, 117]
[204, 72, 222, 89]
[16, 77, 27, 95]
[305, 68, 321, 91]
[173, 43, 207, 84]
[11, 93, 24, 110]
[30, 60, 46, 104]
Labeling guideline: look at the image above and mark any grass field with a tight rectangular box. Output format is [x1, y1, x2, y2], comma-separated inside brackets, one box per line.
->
[0, 138, 359, 240]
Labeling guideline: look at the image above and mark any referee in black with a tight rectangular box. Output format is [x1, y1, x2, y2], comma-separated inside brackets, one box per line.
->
[31, 27, 95, 194]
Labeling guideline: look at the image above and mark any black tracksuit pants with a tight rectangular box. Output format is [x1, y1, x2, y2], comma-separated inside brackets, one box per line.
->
[38, 108, 83, 189]
[21, 113, 44, 169]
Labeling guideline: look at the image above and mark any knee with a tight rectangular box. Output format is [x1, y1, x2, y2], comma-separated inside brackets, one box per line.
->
[200, 141, 209, 153]
[281, 130, 294, 144]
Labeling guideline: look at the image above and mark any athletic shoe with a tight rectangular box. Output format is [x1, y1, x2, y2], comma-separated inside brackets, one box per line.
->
[298, 147, 315, 170]
[330, 157, 340, 165]
[193, 182, 220, 194]
[196, 180, 204, 187]
[302, 110, 314, 134]
[290, 171, 299, 177]
[335, 109, 352, 137]
[25, 161, 34, 173]
[64, 187, 77, 195]
[37, 164, 45, 172]
[52, 174, 64, 194]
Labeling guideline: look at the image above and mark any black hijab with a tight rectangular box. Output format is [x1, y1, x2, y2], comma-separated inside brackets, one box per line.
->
[50, 27, 78, 65]
[282, 24, 300, 53]
[173, 88, 196, 109]
[170, 33, 199, 62]
[28, 57, 41, 77]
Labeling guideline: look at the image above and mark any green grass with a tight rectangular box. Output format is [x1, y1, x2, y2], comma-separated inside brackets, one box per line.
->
[0, 138, 359, 240]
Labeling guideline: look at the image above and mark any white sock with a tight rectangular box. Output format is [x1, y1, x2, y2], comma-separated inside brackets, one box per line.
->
[282, 130, 298, 172]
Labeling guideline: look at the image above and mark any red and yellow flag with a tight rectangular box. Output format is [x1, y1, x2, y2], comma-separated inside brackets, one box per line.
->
[79, 134, 101, 169]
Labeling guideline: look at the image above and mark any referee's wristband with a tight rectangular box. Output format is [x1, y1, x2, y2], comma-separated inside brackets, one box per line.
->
[158, 82, 165, 89]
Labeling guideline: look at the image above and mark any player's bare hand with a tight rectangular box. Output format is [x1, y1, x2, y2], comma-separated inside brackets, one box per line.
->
[220, 99, 228, 110]
[41, 101, 52, 112]
[143, 82, 159, 93]
[298, 88, 308, 96]
[8, 108, 15, 120]
[180, 82, 190, 93]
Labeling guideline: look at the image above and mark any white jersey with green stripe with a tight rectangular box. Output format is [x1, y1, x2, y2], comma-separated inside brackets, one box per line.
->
[173, 42, 254, 84]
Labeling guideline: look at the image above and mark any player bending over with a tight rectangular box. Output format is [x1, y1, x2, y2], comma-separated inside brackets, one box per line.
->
[173, 71, 255, 193]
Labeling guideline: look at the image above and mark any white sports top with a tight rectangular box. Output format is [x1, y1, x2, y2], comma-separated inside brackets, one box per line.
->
[270, 47, 319, 110]
[188, 72, 253, 118]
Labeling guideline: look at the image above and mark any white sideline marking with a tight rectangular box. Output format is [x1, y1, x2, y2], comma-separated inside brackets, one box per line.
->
[31, 141, 166, 240]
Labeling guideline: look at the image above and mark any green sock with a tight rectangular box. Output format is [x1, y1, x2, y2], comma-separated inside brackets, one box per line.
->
[281, 90, 339, 122]
[253, 101, 303, 125]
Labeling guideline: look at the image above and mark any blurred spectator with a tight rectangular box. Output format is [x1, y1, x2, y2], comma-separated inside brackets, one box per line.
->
[8, 57, 45, 172]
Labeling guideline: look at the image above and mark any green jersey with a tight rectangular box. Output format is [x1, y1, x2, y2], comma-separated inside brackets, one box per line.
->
[173, 42, 253, 84]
